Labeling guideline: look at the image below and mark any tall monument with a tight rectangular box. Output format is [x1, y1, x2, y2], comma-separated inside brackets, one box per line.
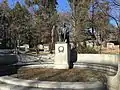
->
[54, 23, 70, 69]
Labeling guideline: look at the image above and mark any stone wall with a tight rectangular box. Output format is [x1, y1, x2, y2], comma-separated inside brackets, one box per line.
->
[77, 54, 120, 65]
[107, 64, 120, 90]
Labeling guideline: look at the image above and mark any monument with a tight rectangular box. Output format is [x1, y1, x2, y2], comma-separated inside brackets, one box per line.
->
[54, 23, 70, 69]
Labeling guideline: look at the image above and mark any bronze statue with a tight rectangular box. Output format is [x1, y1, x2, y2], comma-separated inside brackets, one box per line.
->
[57, 23, 70, 43]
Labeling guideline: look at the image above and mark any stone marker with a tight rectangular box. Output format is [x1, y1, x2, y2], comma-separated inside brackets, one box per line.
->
[107, 43, 115, 49]
[19, 44, 29, 52]
[37, 44, 43, 50]
[54, 42, 70, 69]
[44, 45, 49, 52]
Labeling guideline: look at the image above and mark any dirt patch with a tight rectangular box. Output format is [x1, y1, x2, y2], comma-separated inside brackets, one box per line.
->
[11, 67, 106, 82]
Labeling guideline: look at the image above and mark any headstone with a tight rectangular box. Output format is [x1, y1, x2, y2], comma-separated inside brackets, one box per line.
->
[54, 43, 70, 69]
[44, 45, 49, 52]
[87, 43, 94, 47]
[23, 44, 29, 52]
[37, 44, 44, 50]
[107, 43, 115, 49]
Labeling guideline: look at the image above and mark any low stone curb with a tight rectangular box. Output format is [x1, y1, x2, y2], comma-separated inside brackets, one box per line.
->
[0, 83, 104, 90]
[0, 83, 41, 90]
[22, 64, 54, 68]
[0, 76, 105, 90]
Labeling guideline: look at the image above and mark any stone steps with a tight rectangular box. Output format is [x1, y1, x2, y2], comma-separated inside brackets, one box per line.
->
[74, 62, 118, 76]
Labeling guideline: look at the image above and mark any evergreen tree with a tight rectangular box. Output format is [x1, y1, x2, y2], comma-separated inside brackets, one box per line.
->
[25, 0, 58, 47]
[0, 0, 11, 48]
[9, 2, 33, 48]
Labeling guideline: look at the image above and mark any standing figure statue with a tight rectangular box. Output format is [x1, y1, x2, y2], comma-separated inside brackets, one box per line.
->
[57, 23, 70, 44]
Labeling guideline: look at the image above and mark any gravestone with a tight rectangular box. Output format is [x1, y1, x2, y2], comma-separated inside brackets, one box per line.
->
[37, 44, 44, 50]
[44, 45, 49, 52]
[19, 44, 29, 52]
[23, 44, 29, 52]
[107, 43, 115, 49]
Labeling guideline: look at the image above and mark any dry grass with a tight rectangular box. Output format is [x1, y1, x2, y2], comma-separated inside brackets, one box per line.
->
[101, 47, 120, 54]
[11, 68, 106, 82]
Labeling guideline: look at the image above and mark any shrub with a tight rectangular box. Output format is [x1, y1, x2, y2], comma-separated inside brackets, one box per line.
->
[77, 46, 98, 54]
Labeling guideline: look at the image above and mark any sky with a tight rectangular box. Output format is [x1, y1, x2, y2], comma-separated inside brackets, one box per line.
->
[0, 0, 119, 26]
[56, 0, 71, 12]
[0, 0, 71, 12]
[0, 0, 25, 8]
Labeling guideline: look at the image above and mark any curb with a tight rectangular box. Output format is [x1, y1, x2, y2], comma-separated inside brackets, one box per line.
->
[0, 76, 105, 90]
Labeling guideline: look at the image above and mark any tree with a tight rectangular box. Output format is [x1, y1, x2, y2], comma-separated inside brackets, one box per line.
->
[95, 0, 120, 53]
[110, 0, 120, 53]
[24, 0, 58, 50]
[68, 0, 116, 53]
[0, 0, 11, 49]
[93, 0, 110, 53]
[0, 0, 58, 50]
[9, 2, 33, 48]
[68, 0, 92, 52]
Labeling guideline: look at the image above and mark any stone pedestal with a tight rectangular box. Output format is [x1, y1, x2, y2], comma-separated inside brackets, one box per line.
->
[54, 43, 70, 69]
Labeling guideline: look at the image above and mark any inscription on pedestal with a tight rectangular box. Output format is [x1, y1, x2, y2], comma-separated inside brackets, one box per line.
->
[54, 43, 69, 69]
[58, 46, 64, 53]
